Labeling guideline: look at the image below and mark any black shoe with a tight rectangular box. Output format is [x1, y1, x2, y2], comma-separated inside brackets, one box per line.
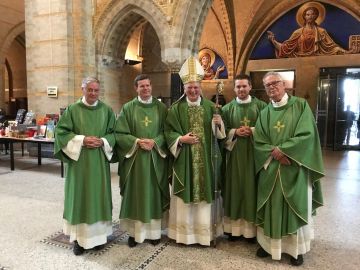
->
[228, 235, 238, 242]
[245, 237, 257, 244]
[290, 255, 304, 266]
[256, 247, 270, 258]
[151, 239, 161, 246]
[128, 236, 137, 248]
[73, 241, 85, 256]
[93, 244, 105, 251]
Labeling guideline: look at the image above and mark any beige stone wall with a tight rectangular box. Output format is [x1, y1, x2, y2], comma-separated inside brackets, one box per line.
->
[25, 0, 96, 118]
[247, 54, 360, 110]
[199, 4, 228, 68]
[0, 1, 25, 113]
[25, 0, 73, 116]
[6, 40, 27, 93]
[20, 0, 359, 116]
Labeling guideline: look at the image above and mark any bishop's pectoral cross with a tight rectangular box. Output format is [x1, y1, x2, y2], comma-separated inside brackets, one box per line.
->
[141, 116, 152, 127]
[273, 121, 285, 133]
[240, 116, 251, 127]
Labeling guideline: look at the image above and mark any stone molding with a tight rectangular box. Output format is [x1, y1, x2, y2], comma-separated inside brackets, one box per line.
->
[0, 22, 25, 65]
[94, 0, 213, 67]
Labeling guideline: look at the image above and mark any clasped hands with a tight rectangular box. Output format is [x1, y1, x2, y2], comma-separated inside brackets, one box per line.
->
[83, 136, 103, 148]
[180, 115, 223, 145]
[137, 138, 155, 151]
[271, 147, 291, 165]
[235, 126, 252, 137]
[179, 132, 200, 145]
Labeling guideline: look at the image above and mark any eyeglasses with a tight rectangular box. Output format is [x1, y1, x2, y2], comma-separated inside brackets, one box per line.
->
[86, 88, 100, 94]
[264, 80, 283, 89]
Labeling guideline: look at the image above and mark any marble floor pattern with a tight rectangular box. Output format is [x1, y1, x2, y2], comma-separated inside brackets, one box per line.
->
[0, 150, 359, 270]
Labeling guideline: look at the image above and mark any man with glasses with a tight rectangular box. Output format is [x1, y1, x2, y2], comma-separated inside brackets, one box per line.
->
[253, 72, 324, 266]
[55, 77, 116, 255]
[221, 74, 266, 242]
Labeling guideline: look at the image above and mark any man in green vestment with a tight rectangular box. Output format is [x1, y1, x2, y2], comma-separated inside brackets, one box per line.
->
[222, 74, 267, 242]
[54, 77, 116, 255]
[253, 72, 324, 266]
[115, 74, 170, 248]
[164, 56, 225, 246]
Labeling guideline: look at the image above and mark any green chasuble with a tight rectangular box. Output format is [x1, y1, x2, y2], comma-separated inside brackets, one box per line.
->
[115, 98, 170, 223]
[221, 97, 267, 222]
[164, 97, 221, 204]
[253, 96, 324, 239]
[54, 99, 116, 225]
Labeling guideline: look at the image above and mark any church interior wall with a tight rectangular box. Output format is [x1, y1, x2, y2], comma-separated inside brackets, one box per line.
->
[199, 6, 228, 70]
[6, 41, 27, 92]
[4, 39, 27, 101]
[195, 0, 360, 110]
[0, 0, 359, 118]
[141, 23, 171, 101]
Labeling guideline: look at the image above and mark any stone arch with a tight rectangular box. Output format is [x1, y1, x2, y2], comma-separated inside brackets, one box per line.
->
[94, 1, 169, 66]
[217, 0, 235, 78]
[171, 0, 212, 60]
[0, 22, 25, 112]
[93, 1, 172, 111]
[0, 22, 25, 65]
[237, 0, 360, 73]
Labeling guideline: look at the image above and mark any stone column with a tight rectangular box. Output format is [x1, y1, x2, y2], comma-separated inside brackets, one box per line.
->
[163, 50, 187, 103]
[170, 71, 182, 103]
[98, 57, 124, 114]
[25, 0, 95, 116]
[0, 63, 5, 112]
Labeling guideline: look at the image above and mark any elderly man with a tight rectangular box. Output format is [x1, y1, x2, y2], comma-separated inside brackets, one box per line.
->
[221, 74, 266, 242]
[165, 56, 225, 246]
[115, 74, 169, 248]
[253, 72, 324, 266]
[54, 77, 115, 255]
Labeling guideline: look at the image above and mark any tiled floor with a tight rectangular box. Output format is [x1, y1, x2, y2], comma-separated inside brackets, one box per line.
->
[0, 150, 359, 269]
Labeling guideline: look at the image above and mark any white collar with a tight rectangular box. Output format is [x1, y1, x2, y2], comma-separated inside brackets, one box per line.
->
[271, 93, 288, 107]
[186, 96, 201, 106]
[236, 96, 251, 104]
[82, 96, 98, 106]
[138, 96, 153, 104]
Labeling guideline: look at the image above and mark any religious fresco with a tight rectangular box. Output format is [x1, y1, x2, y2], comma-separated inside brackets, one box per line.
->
[198, 48, 228, 80]
[250, 1, 360, 60]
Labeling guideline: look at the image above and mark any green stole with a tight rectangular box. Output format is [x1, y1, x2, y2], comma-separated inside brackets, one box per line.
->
[165, 97, 220, 204]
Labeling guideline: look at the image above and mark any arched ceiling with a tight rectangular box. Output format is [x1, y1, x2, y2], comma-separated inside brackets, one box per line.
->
[0, 0, 25, 62]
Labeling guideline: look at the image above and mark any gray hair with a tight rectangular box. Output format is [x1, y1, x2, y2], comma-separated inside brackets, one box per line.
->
[81, 77, 100, 89]
[262, 71, 284, 82]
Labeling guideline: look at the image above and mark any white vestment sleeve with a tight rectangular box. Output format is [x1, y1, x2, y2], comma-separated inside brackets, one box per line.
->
[224, 128, 237, 151]
[264, 156, 273, 170]
[62, 135, 85, 161]
[101, 138, 113, 161]
[169, 137, 182, 159]
[154, 142, 167, 158]
[125, 139, 139, 158]
[212, 120, 226, 139]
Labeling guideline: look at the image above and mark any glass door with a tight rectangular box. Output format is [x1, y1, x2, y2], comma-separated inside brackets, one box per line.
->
[334, 75, 360, 150]
[317, 76, 337, 148]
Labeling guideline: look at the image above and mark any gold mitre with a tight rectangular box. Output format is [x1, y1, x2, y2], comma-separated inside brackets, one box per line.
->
[179, 56, 204, 84]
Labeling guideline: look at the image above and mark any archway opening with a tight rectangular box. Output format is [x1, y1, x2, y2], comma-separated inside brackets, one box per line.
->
[99, 16, 170, 112]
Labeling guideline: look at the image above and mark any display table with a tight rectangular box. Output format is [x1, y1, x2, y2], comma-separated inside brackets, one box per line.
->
[0, 136, 63, 177]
